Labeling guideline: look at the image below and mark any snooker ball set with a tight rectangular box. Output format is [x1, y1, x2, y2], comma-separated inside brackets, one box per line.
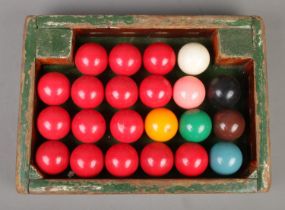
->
[35, 42, 246, 178]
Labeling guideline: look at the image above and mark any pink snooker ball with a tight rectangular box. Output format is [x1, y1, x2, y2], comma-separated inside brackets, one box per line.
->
[173, 76, 205, 109]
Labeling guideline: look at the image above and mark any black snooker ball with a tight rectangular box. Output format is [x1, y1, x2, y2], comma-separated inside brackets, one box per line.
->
[207, 75, 241, 108]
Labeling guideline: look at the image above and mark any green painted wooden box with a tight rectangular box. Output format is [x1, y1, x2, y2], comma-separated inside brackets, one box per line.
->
[16, 15, 270, 194]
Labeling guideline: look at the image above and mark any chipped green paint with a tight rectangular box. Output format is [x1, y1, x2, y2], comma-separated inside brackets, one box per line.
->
[37, 15, 135, 28]
[248, 170, 258, 179]
[100, 182, 160, 193]
[16, 17, 37, 193]
[251, 17, 270, 191]
[29, 180, 161, 193]
[36, 15, 254, 29]
[165, 180, 257, 193]
[214, 17, 252, 28]
[29, 165, 43, 179]
[218, 28, 253, 57]
[36, 28, 73, 59]
[29, 179, 256, 194]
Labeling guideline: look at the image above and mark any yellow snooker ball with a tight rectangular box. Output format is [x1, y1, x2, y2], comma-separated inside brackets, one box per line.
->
[145, 108, 178, 142]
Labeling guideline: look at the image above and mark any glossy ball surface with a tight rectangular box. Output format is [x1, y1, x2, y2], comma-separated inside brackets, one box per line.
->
[145, 108, 178, 142]
[105, 144, 139, 177]
[140, 143, 174, 176]
[37, 106, 70, 140]
[36, 141, 69, 175]
[214, 110, 245, 141]
[105, 76, 138, 109]
[173, 76, 205, 109]
[38, 72, 70, 105]
[110, 110, 144, 143]
[70, 144, 104, 178]
[175, 143, 208, 176]
[139, 75, 172, 108]
[143, 42, 176, 75]
[178, 42, 210, 75]
[179, 109, 212, 143]
[210, 142, 243, 175]
[71, 75, 104, 109]
[109, 43, 142, 75]
[75, 43, 108, 76]
[207, 75, 241, 108]
[72, 110, 106, 143]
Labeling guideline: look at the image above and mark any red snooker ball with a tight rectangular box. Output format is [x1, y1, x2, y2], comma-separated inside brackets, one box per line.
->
[75, 43, 108, 76]
[109, 43, 142, 76]
[175, 143, 208, 176]
[70, 144, 104, 178]
[37, 106, 70, 140]
[140, 143, 173, 176]
[143, 42, 176, 75]
[105, 76, 138, 109]
[38, 72, 70, 105]
[71, 75, 104, 109]
[72, 110, 106, 143]
[36, 141, 69, 175]
[139, 75, 172, 108]
[105, 144, 139, 177]
[110, 110, 144, 143]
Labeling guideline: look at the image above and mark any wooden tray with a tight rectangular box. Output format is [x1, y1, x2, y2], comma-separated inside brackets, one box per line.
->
[16, 15, 270, 194]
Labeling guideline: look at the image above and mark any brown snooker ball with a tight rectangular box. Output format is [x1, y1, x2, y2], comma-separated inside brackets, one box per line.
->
[214, 110, 245, 141]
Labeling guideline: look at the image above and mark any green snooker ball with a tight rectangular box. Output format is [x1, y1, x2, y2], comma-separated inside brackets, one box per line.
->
[179, 109, 212, 142]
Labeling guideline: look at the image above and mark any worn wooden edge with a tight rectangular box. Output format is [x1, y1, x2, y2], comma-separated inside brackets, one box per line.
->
[35, 15, 253, 29]
[29, 179, 257, 194]
[251, 16, 271, 192]
[16, 16, 37, 194]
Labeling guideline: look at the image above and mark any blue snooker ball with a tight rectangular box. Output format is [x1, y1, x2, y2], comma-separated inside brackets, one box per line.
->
[210, 142, 243, 175]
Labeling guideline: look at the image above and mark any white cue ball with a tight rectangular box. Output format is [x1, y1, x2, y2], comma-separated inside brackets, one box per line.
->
[178, 42, 210, 75]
